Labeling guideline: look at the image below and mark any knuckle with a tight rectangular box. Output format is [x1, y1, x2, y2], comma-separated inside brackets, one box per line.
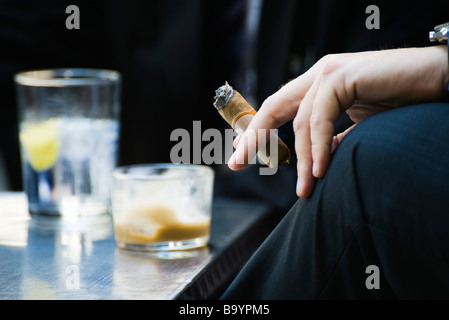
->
[309, 113, 324, 128]
[319, 53, 335, 64]
[292, 115, 308, 133]
[260, 94, 277, 111]
[319, 54, 342, 77]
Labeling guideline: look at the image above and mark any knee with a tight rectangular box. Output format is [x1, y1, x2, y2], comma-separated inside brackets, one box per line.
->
[336, 104, 449, 193]
[330, 103, 449, 237]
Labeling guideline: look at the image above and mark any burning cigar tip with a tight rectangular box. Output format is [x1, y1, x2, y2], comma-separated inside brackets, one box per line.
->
[213, 81, 235, 110]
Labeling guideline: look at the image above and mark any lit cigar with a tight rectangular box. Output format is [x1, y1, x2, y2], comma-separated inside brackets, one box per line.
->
[213, 82, 290, 168]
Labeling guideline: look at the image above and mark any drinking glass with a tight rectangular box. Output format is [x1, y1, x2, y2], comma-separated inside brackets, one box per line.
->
[15, 68, 121, 216]
[111, 164, 214, 251]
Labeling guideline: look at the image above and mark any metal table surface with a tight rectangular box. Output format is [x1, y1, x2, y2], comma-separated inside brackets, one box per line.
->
[0, 192, 274, 300]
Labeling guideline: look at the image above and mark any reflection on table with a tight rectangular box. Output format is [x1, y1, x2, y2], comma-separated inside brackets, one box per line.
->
[0, 192, 275, 299]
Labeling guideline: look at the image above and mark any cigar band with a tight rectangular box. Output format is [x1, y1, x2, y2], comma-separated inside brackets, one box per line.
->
[231, 108, 257, 129]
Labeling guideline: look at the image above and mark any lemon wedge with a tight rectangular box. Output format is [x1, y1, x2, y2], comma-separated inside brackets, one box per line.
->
[19, 119, 60, 171]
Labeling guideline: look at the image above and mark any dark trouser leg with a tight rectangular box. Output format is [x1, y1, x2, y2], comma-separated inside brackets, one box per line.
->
[221, 103, 449, 299]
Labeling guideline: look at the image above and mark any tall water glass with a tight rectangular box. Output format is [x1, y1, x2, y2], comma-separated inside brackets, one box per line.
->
[15, 68, 121, 216]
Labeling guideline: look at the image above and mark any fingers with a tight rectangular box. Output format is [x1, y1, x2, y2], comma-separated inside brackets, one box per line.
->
[294, 64, 345, 196]
[227, 48, 445, 199]
[309, 85, 342, 178]
[293, 78, 320, 198]
[346, 103, 392, 123]
[228, 128, 257, 170]
[233, 134, 241, 149]
[228, 53, 357, 198]
[228, 72, 315, 171]
[309, 58, 356, 178]
[331, 124, 357, 153]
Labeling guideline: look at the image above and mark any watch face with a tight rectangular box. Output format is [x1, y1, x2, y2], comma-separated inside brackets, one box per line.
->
[435, 22, 449, 32]
[430, 22, 449, 42]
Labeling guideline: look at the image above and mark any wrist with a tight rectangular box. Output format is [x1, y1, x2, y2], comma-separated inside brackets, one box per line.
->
[434, 44, 449, 96]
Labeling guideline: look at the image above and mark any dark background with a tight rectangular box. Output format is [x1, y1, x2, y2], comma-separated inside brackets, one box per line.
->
[0, 0, 446, 212]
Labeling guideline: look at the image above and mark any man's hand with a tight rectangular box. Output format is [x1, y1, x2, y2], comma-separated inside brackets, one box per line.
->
[228, 46, 449, 198]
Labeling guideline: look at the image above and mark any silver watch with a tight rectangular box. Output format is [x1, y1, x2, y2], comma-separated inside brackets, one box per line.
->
[429, 22, 449, 43]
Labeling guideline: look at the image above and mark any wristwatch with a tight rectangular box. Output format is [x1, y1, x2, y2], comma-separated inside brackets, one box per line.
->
[430, 23, 449, 93]
[430, 22, 449, 43]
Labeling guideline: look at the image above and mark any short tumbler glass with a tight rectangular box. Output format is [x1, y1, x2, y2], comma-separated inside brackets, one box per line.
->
[111, 164, 214, 251]
[15, 69, 121, 216]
